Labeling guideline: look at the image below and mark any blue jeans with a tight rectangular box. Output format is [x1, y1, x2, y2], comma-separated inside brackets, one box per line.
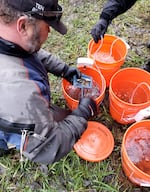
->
[0, 130, 21, 150]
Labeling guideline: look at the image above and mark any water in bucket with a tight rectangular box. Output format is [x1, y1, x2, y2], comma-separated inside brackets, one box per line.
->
[122, 120, 150, 186]
[62, 65, 106, 110]
[125, 127, 150, 175]
[114, 81, 149, 104]
[66, 79, 101, 100]
[94, 51, 116, 63]
[87, 34, 129, 87]
[92, 37, 119, 64]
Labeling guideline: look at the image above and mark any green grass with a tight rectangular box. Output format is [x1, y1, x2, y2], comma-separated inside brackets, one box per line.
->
[0, 0, 150, 191]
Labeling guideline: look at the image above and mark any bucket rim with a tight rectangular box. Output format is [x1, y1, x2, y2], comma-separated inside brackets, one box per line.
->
[109, 67, 150, 106]
[122, 120, 150, 178]
[110, 67, 150, 76]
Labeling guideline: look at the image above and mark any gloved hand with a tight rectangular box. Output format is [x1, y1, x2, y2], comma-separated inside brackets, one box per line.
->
[71, 98, 97, 120]
[63, 66, 81, 84]
[91, 18, 109, 43]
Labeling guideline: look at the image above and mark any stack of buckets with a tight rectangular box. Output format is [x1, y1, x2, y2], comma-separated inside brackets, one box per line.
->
[62, 34, 150, 187]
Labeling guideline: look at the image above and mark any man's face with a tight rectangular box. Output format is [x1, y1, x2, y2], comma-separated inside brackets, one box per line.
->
[26, 20, 50, 53]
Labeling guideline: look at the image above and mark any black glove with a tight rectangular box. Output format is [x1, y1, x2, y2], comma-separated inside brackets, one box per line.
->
[71, 98, 97, 120]
[91, 19, 109, 43]
[63, 66, 81, 84]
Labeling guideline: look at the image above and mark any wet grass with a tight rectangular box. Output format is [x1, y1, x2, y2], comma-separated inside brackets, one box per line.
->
[0, 0, 150, 191]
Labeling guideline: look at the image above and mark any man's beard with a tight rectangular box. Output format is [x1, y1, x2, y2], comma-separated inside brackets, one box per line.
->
[26, 25, 41, 53]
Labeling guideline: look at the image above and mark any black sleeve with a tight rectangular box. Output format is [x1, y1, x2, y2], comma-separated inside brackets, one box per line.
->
[36, 49, 68, 77]
[23, 115, 87, 164]
[100, 0, 137, 22]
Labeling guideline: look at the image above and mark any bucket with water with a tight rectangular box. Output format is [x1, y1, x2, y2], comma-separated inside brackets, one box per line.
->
[121, 120, 150, 186]
[87, 34, 129, 87]
[62, 65, 106, 110]
[109, 67, 150, 124]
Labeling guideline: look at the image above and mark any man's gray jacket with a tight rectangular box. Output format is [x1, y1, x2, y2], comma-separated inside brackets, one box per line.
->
[0, 38, 87, 164]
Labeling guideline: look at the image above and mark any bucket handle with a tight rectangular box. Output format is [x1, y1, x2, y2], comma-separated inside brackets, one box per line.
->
[130, 82, 150, 104]
[88, 35, 121, 87]
[119, 82, 150, 123]
[90, 36, 122, 61]
[92, 35, 104, 55]
[88, 36, 112, 88]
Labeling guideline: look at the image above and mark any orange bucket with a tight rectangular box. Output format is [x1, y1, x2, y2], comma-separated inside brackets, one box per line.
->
[87, 34, 129, 87]
[121, 120, 150, 186]
[62, 66, 106, 110]
[109, 67, 150, 124]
